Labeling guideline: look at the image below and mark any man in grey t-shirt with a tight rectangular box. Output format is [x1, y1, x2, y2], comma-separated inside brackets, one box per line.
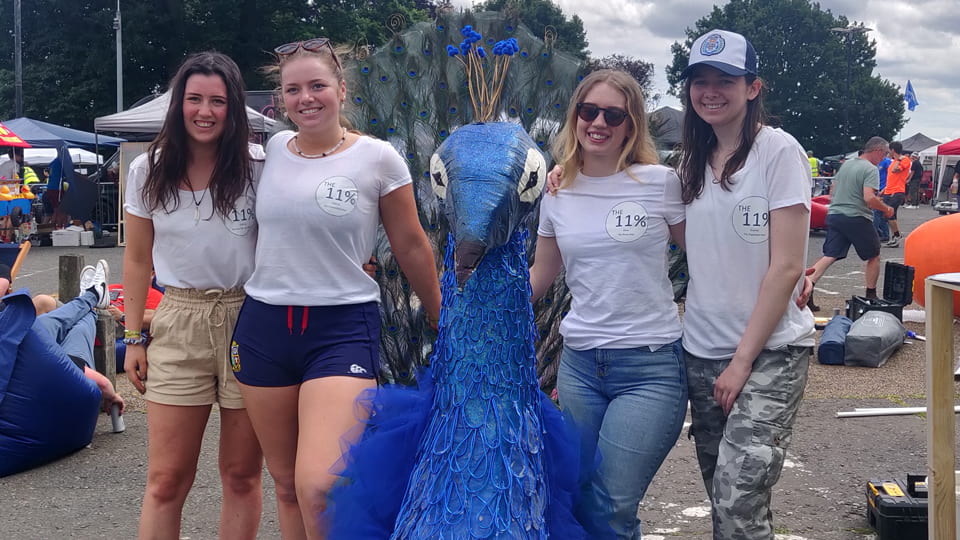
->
[805, 137, 895, 309]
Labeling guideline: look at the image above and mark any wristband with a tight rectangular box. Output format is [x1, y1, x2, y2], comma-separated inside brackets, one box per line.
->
[124, 329, 141, 339]
[122, 336, 147, 346]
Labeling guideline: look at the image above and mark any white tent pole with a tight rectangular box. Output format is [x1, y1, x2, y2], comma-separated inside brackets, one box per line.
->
[838, 405, 960, 418]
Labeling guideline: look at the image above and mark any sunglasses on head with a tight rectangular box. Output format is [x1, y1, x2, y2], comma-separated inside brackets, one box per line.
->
[576, 102, 629, 127]
[274, 38, 341, 68]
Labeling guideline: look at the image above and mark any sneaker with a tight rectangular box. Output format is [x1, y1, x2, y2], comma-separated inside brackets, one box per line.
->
[78, 260, 110, 308]
[93, 259, 110, 308]
[885, 237, 900, 248]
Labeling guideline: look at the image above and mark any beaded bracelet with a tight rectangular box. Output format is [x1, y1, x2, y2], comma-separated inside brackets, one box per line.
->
[122, 336, 148, 346]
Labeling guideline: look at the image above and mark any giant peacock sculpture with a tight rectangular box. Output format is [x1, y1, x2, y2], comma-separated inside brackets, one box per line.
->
[342, 9, 586, 390]
[326, 13, 615, 538]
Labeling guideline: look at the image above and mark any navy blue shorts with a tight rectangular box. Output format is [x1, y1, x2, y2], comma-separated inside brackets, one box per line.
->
[231, 297, 380, 387]
[823, 213, 880, 261]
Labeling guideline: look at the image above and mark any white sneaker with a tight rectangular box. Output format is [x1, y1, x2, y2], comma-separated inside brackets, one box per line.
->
[78, 265, 97, 293]
[79, 260, 110, 308]
[93, 259, 110, 309]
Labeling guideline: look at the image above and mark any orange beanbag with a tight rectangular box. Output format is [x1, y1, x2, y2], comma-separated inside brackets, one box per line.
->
[903, 213, 960, 316]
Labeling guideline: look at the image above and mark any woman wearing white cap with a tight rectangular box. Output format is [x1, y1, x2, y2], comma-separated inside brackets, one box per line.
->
[677, 29, 815, 539]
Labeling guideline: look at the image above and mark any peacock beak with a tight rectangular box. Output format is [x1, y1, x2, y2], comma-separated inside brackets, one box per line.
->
[454, 240, 486, 290]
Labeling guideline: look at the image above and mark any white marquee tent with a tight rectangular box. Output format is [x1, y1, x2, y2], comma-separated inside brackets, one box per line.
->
[94, 91, 277, 134]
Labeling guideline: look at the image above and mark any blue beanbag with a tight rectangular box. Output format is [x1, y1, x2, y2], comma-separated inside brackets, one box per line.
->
[0, 290, 102, 477]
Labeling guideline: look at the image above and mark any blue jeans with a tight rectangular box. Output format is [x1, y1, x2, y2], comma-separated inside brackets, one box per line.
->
[32, 290, 97, 369]
[872, 208, 889, 241]
[557, 340, 687, 539]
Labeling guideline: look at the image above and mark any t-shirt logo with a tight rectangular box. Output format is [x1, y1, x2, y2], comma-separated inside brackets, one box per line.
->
[605, 201, 648, 243]
[224, 193, 255, 236]
[701, 34, 726, 56]
[732, 196, 769, 244]
[316, 176, 358, 216]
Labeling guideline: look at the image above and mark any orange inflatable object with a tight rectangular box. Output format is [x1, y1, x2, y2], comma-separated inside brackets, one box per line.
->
[904, 213, 960, 316]
[810, 196, 829, 230]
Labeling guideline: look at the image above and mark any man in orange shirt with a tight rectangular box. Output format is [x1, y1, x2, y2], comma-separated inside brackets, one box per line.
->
[881, 141, 910, 247]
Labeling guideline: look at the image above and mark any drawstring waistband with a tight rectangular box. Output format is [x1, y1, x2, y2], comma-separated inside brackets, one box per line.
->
[161, 286, 244, 390]
[286, 305, 309, 335]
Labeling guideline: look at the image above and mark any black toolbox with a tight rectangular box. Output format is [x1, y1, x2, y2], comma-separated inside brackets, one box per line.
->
[847, 262, 914, 322]
[866, 475, 928, 539]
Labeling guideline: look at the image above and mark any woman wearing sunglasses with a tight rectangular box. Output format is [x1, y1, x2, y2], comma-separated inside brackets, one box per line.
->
[678, 30, 813, 539]
[230, 38, 441, 538]
[529, 69, 687, 538]
[122, 52, 264, 539]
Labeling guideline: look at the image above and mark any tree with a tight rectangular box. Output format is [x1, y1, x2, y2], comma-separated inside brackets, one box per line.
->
[587, 54, 660, 107]
[476, 0, 589, 59]
[665, 0, 905, 156]
[0, 0, 436, 130]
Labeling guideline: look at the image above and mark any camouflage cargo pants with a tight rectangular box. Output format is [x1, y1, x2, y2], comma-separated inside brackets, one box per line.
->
[685, 346, 810, 540]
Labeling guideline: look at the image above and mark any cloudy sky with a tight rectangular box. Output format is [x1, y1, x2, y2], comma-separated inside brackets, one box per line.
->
[451, 0, 960, 146]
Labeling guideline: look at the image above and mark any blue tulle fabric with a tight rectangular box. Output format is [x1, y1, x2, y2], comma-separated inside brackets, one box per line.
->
[326, 231, 612, 539]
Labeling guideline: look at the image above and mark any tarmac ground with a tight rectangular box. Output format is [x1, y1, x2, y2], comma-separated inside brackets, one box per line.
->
[1, 203, 958, 539]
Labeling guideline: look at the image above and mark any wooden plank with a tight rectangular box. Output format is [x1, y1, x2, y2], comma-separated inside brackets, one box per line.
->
[926, 276, 960, 540]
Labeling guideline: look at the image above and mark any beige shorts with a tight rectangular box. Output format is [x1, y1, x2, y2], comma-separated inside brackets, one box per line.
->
[144, 286, 246, 409]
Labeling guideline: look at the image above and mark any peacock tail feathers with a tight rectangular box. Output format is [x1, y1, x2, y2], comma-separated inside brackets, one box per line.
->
[343, 10, 585, 389]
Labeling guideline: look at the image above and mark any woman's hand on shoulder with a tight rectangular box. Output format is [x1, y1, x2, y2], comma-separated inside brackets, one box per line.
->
[546, 165, 563, 194]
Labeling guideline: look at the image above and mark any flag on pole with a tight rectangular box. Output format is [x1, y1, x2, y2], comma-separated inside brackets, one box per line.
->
[904, 80, 919, 111]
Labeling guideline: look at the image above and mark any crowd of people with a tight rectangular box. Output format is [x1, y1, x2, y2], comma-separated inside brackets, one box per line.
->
[10, 24, 936, 540]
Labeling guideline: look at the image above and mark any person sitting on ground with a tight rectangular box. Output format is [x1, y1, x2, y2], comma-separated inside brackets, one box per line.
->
[0, 260, 125, 415]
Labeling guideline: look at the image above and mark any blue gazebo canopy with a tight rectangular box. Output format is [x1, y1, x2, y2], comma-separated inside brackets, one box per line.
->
[1, 117, 124, 149]
[0, 118, 125, 188]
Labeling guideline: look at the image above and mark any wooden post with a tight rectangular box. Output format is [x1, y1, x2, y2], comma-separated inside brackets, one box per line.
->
[925, 274, 960, 540]
[93, 310, 116, 386]
[58, 254, 84, 301]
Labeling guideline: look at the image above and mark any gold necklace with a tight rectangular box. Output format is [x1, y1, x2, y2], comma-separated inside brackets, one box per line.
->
[293, 127, 347, 158]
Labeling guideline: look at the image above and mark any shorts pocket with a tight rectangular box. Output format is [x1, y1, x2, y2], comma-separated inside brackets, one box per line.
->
[734, 420, 792, 491]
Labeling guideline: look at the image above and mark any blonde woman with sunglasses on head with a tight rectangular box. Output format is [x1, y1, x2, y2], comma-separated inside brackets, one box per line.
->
[529, 69, 688, 538]
[230, 38, 441, 539]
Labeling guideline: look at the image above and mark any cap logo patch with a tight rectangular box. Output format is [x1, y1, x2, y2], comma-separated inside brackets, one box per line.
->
[700, 34, 726, 56]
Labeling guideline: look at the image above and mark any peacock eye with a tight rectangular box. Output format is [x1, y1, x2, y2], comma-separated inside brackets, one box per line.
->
[430, 153, 448, 199]
[518, 148, 546, 203]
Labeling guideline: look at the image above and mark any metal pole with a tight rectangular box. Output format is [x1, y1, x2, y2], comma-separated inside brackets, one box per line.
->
[114, 0, 123, 112]
[844, 38, 850, 142]
[14, 0, 23, 116]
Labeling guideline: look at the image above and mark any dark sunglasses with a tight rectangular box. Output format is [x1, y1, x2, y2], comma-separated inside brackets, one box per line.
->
[274, 38, 341, 68]
[576, 102, 629, 127]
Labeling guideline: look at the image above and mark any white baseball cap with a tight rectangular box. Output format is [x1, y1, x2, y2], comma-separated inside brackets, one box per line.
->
[680, 29, 758, 80]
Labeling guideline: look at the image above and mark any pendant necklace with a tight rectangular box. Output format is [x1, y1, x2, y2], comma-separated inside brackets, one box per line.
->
[185, 177, 209, 223]
[293, 127, 347, 158]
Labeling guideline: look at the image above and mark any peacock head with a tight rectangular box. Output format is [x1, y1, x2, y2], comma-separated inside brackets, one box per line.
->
[429, 122, 547, 289]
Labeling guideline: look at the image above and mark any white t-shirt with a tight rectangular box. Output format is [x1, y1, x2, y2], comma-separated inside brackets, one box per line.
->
[123, 144, 263, 290]
[538, 164, 685, 350]
[683, 126, 816, 359]
[243, 131, 411, 306]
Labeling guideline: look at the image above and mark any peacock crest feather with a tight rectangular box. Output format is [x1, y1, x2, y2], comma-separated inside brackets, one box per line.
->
[343, 10, 585, 389]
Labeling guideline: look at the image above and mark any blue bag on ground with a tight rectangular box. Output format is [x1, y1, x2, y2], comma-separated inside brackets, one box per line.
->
[0, 291, 101, 477]
[843, 310, 907, 368]
[818, 315, 852, 365]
